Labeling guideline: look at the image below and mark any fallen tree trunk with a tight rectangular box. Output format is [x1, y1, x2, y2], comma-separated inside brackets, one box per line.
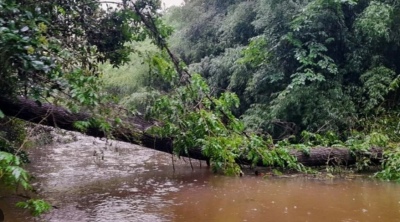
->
[290, 147, 382, 166]
[0, 96, 383, 167]
[0, 96, 206, 160]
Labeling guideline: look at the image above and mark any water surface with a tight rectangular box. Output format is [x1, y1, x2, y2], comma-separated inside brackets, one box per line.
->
[1, 131, 399, 221]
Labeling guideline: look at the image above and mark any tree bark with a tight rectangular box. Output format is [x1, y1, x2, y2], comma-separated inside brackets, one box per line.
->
[289, 147, 382, 167]
[0, 97, 383, 167]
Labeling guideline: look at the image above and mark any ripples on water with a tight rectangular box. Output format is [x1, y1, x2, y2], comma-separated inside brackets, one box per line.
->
[1, 131, 400, 222]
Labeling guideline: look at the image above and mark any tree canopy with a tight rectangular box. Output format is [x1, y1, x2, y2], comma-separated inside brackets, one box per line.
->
[0, 0, 165, 110]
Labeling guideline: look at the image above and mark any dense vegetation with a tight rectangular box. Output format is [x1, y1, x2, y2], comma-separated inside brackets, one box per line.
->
[2, 0, 400, 216]
[165, 0, 400, 137]
[159, 0, 400, 178]
[0, 0, 166, 216]
[95, 0, 400, 179]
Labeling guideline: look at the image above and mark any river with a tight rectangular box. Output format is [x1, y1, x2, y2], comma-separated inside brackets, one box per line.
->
[1, 131, 400, 221]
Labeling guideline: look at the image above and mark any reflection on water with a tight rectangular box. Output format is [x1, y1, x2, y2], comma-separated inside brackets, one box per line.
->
[1, 132, 400, 222]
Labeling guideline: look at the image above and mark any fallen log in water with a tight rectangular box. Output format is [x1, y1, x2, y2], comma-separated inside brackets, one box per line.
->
[290, 147, 382, 166]
[0, 96, 383, 167]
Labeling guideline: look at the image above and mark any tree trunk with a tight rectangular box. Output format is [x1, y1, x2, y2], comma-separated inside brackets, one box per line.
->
[0, 97, 383, 167]
[289, 147, 382, 166]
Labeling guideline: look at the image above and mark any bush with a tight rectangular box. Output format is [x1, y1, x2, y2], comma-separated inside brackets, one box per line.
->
[0, 118, 29, 163]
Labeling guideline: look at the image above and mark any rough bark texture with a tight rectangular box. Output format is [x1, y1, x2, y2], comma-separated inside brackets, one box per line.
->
[0, 96, 383, 166]
[290, 147, 382, 166]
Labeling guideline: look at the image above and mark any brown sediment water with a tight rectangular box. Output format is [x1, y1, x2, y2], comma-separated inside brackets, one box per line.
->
[0, 131, 400, 222]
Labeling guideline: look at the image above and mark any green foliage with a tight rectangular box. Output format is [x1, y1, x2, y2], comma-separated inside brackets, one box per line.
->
[365, 132, 390, 147]
[0, 120, 53, 210]
[88, 9, 146, 66]
[66, 69, 101, 107]
[99, 40, 170, 114]
[101, 41, 157, 91]
[119, 90, 161, 114]
[360, 66, 396, 112]
[300, 130, 343, 147]
[150, 52, 179, 84]
[73, 117, 111, 134]
[149, 73, 241, 174]
[0, 0, 60, 96]
[355, 1, 393, 42]
[148, 52, 304, 174]
[218, 1, 257, 46]
[0, 118, 26, 146]
[0, 118, 29, 163]
[0, 151, 31, 190]
[73, 121, 92, 132]
[191, 47, 251, 111]
[0, 0, 165, 115]
[164, 0, 254, 63]
[344, 113, 400, 172]
[359, 112, 400, 143]
[238, 37, 269, 68]
[166, 0, 400, 142]
[16, 199, 51, 216]
[346, 131, 388, 170]
[375, 148, 400, 182]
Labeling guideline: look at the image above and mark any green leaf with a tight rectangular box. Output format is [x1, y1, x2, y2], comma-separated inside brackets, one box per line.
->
[9, 166, 22, 180]
[0, 151, 14, 163]
[16, 199, 51, 216]
[0, 109, 4, 118]
[31, 60, 45, 70]
[115, 117, 122, 124]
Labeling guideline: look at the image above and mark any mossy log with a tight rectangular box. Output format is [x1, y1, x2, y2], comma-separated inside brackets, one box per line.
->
[0, 97, 383, 167]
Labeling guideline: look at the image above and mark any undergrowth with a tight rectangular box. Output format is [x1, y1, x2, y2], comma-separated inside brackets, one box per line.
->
[0, 117, 51, 216]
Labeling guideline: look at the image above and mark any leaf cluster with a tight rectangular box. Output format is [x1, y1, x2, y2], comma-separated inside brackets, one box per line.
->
[16, 199, 51, 217]
[147, 54, 304, 174]
[0, 151, 30, 190]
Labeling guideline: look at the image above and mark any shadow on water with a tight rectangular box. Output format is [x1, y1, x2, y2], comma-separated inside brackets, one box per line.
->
[1, 131, 400, 222]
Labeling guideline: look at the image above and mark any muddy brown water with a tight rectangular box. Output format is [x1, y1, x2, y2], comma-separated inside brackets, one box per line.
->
[1, 131, 400, 222]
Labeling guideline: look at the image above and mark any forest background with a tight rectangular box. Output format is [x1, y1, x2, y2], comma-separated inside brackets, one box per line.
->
[103, 0, 400, 176]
